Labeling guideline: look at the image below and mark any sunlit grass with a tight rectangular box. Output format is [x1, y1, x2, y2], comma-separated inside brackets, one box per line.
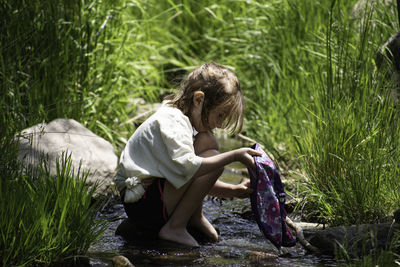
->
[293, 0, 400, 226]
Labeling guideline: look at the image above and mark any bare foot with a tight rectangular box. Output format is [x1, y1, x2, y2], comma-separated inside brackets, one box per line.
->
[159, 223, 199, 247]
[190, 215, 219, 242]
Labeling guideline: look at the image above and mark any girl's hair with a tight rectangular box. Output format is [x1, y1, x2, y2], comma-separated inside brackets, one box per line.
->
[165, 62, 244, 134]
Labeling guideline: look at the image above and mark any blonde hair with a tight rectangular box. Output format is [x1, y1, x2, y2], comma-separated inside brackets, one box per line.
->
[165, 62, 244, 134]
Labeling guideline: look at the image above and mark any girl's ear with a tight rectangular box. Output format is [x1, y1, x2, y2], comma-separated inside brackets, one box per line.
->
[193, 91, 205, 107]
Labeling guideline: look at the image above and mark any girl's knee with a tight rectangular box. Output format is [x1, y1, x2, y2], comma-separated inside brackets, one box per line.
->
[194, 131, 219, 155]
[199, 149, 224, 178]
[199, 149, 219, 158]
[194, 132, 224, 180]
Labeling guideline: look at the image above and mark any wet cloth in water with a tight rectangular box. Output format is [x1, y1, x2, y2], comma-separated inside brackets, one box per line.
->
[247, 143, 296, 249]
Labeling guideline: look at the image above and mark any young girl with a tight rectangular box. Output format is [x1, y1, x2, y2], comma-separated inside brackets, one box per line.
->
[115, 62, 261, 247]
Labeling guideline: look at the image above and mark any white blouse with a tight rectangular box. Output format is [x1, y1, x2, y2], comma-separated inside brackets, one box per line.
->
[115, 103, 202, 202]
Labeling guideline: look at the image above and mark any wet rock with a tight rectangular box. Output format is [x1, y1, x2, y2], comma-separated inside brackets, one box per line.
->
[247, 250, 278, 260]
[17, 118, 118, 198]
[232, 206, 255, 220]
[306, 223, 400, 256]
[143, 250, 201, 266]
[112, 255, 134, 267]
[295, 222, 325, 231]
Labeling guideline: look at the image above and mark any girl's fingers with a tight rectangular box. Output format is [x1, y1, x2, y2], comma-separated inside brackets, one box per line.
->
[235, 183, 253, 198]
[235, 148, 261, 168]
[241, 179, 251, 188]
[248, 148, 262, 156]
[246, 149, 261, 168]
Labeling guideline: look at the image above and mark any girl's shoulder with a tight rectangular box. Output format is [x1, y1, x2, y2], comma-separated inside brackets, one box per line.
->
[152, 104, 192, 132]
[156, 102, 185, 118]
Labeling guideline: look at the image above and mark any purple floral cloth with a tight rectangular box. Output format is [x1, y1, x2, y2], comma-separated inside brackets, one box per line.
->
[247, 143, 296, 249]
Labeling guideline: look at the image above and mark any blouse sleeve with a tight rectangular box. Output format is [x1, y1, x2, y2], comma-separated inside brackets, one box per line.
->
[156, 108, 202, 188]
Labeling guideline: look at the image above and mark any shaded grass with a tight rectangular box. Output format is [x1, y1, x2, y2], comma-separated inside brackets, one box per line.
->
[0, 153, 106, 266]
[335, 228, 400, 266]
[1, 2, 114, 265]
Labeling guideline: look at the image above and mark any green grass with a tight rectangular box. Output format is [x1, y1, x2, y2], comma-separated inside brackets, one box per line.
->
[1, 1, 115, 265]
[0, 153, 106, 266]
[292, 0, 400, 226]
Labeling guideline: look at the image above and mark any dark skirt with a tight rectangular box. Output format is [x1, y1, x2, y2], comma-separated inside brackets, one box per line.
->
[123, 178, 168, 233]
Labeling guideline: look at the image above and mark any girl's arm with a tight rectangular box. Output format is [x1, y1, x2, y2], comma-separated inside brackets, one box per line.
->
[193, 148, 260, 178]
[208, 179, 252, 198]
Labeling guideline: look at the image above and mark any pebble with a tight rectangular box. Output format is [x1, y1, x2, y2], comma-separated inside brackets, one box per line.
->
[247, 251, 278, 261]
[112, 255, 134, 267]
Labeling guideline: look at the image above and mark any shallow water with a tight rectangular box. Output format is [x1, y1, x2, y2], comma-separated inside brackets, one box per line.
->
[87, 186, 338, 267]
[87, 136, 339, 266]
[87, 199, 338, 266]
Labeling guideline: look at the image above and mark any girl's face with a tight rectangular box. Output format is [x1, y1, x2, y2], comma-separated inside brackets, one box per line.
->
[190, 90, 231, 132]
[191, 104, 230, 132]
[207, 105, 230, 130]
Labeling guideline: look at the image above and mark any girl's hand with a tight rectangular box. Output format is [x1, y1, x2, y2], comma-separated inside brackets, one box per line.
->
[233, 179, 253, 198]
[234, 148, 262, 169]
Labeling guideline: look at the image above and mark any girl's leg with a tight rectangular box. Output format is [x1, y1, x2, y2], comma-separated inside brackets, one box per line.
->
[159, 163, 223, 246]
[187, 148, 221, 242]
[159, 180, 199, 246]
[159, 132, 222, 246]
[188, 201, 220, 242]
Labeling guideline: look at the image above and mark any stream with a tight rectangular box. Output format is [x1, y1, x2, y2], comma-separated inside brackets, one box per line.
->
[87, 198, 338, 267]
[87, 136, 339, 266]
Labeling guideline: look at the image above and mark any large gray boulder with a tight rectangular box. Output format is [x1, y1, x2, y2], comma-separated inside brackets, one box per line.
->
[17, 118, 118, 198]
